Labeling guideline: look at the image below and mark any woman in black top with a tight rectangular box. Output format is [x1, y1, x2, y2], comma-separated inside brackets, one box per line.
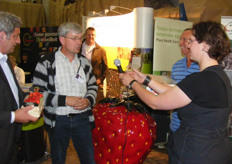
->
[119, 21, 232, 164]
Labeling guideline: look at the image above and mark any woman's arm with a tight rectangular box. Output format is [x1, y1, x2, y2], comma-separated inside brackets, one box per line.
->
[128, 69, 171, 94]
[119, 70, 191, 110]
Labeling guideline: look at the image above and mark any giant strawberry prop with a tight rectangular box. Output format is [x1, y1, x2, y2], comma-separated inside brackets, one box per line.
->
[92, 97, 157, 164]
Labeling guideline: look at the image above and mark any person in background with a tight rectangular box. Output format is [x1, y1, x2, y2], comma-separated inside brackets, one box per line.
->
[167, 28, 199, 155]
[18, 53, 34, 83]
[8, 55, 25, 85]
[221, 51, 232, 85]
[18, 53, 29, 70]
[81, 27, 108, 103]
[119, 21, 232, 164]
[0, 11, 38, 164]
[220, 50, 232, 140]
[33, 22, 97, 164]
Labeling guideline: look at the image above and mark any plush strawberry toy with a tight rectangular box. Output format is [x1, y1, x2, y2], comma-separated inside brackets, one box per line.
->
[92, 97, 157, 164]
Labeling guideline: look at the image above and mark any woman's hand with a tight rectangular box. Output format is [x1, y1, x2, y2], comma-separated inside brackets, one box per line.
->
[127, 69, 146, 84]
[119, 72, 134, 86]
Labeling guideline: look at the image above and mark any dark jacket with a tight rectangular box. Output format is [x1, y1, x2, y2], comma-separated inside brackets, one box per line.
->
[0, 59, 25, 164]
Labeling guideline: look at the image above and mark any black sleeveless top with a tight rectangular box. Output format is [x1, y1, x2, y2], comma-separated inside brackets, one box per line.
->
[169, 65, 232, 164]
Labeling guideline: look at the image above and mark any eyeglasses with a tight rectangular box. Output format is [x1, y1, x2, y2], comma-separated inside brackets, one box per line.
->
[65, 36, 82, 42]
[180, 38, 188, 42]
[86, 34, 95, 37]
[187, 39, 198, 44]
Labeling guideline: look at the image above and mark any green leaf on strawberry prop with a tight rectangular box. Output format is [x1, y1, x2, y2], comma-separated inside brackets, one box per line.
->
[92, 98, 157, 164]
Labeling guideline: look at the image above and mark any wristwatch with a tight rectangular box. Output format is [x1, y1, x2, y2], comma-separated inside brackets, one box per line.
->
[143, 75, 151, 86]
[128, 80, 137, 89]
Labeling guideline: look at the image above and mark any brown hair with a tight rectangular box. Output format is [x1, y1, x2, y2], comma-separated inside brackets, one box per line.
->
[86, 27, 95, 32]
[192, 21, 231, 62]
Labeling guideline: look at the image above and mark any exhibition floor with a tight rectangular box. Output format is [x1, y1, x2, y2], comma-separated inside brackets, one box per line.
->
[40, 140, 168, 164]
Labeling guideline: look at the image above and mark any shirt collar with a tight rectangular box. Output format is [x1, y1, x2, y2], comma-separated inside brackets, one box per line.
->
[84, 41, 96, 48]
[57, 47, 78, 62]
[0, 52, 8, 63]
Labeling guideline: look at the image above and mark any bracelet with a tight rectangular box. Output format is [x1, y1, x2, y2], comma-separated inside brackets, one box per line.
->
[128, 79, 137, 89]
[143, 75, 151, 86]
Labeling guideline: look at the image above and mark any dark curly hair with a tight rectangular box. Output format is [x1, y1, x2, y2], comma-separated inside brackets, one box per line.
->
[192, 21, 231, 62]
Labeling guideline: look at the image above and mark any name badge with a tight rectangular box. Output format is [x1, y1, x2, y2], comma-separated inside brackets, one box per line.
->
[75, 74, 85, 83]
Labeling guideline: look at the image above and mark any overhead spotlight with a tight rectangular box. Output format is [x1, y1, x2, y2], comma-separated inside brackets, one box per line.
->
[90, 9, 110, 17]
[110, 5, 133, 12]
[104, 9, 110, 14]
[91, 11, 103, 16]
[90, 7, 132, 17]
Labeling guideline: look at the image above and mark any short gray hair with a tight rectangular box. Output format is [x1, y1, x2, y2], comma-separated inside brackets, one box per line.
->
[0, 11, 22, 38]
[58, 22, 82, 37]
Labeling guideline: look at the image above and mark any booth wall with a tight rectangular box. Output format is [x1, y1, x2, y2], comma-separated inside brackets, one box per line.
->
[1, 0, 232, 27]
[0, 1, 45, 27]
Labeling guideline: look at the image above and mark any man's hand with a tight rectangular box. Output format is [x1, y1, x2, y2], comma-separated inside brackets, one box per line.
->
[66, 96, 83, 107]
[14, 105, 39, 123]
[73, 98, 90, 110]
[66, 96, 90, 110]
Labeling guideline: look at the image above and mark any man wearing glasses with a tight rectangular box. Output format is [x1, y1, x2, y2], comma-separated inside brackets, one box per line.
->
[33, 22, 97, 164]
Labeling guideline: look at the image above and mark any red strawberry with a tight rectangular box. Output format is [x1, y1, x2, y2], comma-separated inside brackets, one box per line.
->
[24, 91, 43, 105]
[92, 98, 157, 164]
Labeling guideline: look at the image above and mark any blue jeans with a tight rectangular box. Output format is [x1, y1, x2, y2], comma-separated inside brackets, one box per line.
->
[48, 112, 95, 164]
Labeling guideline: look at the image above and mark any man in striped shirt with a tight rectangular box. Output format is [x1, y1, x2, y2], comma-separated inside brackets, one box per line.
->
[33, 22, 97, 164]
[167, 28, 199, 155]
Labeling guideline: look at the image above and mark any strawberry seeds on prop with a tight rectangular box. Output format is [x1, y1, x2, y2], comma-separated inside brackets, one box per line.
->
[92, 97, 157, 164]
